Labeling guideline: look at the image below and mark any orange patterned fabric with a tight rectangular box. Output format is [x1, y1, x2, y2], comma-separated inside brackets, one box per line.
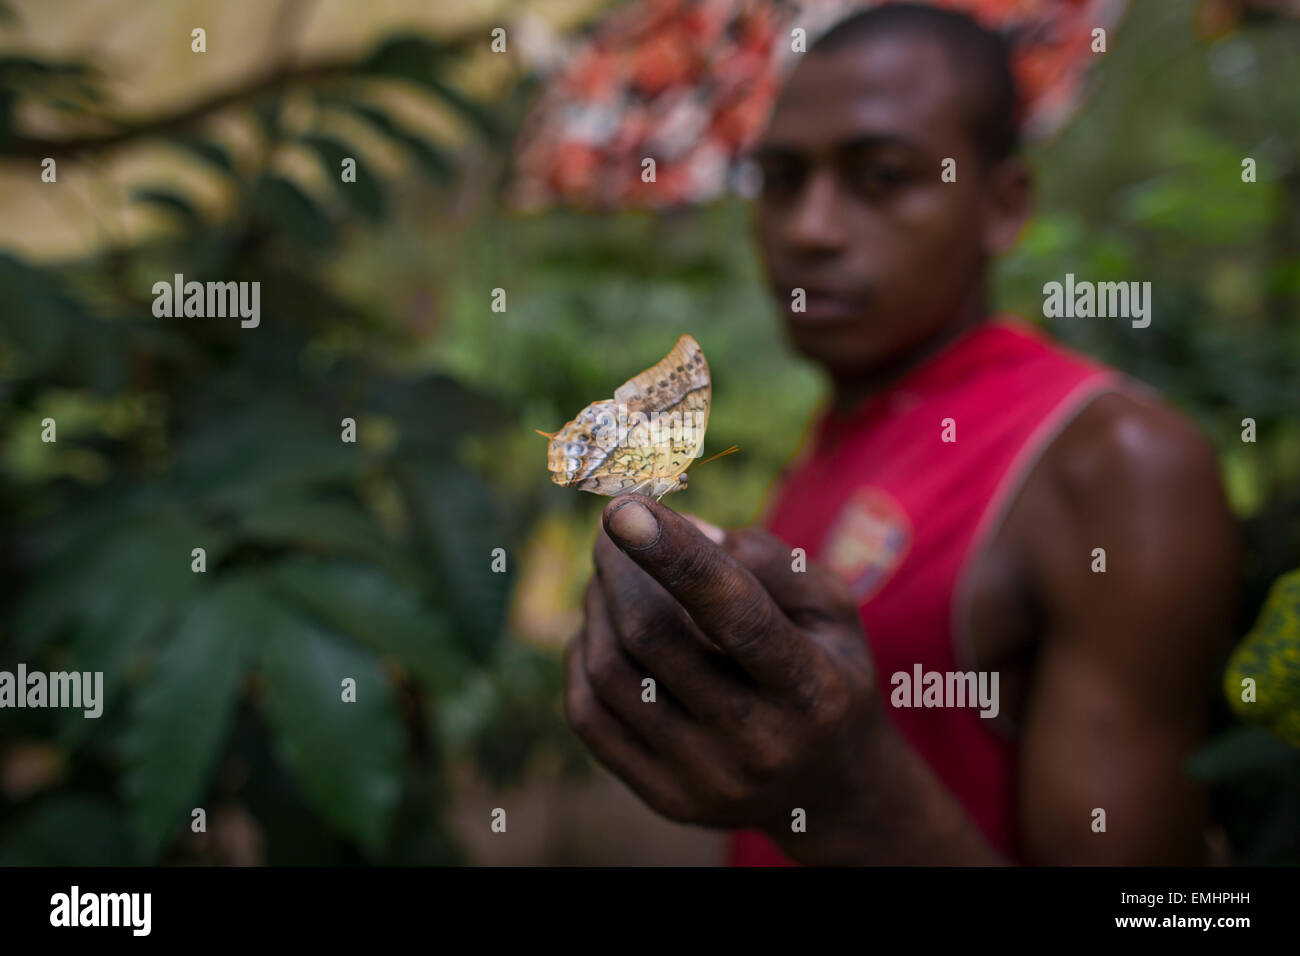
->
[512, 0, 1129, 209]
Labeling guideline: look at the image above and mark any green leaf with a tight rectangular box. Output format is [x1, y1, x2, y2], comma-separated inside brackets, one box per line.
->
[167, 134, 234, 174]
[1225, 567, 1300, 745]
[423, 75, 504, 144]
[438, 643, 569, 787]
[0, 251, 84, 375]
[251, 173, 335, 251]
[343, 103, 457, 183]
[15, 497, 221, 659]
[0, 56, 97, 96]
[13, 488, 153, 653]
[258, 610, 403, 854]
[362, 34, 452, 82]
[38, 506, 226, 746]
[250, 94, 282, 139]
[1187, 725, 1300, 781]
[370, 372, 508, 455]
[267, 558, 470, 696]
[398, 462, 511, 663]
[234, 494, 406, 576]
[174, 406, 360, 507]
[0, 88, 13, 147]
[358, 35, 502, 143]
[300, 134, 386, 222]
[120, 574, 258, 859]
[0, 796, 137, 866]
[131, 187, 203, 229]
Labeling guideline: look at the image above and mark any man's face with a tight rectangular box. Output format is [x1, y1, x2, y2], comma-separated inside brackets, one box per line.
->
[752, 32, 1011, 375]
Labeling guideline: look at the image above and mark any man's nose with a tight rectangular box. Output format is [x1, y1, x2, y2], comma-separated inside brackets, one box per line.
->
[786, 169, 848, 254]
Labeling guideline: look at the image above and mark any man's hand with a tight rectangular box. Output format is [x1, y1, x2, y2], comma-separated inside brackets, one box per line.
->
[563, 493, 884, 857]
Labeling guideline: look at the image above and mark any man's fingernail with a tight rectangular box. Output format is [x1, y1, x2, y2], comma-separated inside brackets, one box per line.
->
[684, 514, 725, 545]
[607, 499, 660, 549]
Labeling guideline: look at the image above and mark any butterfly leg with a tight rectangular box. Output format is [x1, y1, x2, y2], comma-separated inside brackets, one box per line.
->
[625, 477, 654, 498]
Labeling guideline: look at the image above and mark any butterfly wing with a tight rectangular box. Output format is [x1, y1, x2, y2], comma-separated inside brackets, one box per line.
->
[542, 334, 711, 496]
[612, 334, 710, 483]
[543, 399, 621, 489]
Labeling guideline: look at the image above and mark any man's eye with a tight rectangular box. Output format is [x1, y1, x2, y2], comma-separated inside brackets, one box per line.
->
[848, 163, 910, 198]
[756, 160, 804, 199]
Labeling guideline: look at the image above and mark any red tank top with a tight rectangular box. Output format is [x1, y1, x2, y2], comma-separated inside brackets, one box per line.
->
[728, 316, 1129, 866]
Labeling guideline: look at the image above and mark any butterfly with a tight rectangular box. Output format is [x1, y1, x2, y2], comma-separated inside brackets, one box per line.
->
[536, 333, 737, 501]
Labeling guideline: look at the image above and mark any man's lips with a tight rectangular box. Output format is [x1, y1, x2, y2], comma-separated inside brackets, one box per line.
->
[776, 285, 873, 324]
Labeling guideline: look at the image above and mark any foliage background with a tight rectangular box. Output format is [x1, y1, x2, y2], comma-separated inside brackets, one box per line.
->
[1, 0, 1297, 864]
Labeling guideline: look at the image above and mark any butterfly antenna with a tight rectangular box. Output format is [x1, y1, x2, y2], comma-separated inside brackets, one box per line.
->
[691, 445, 740, 469]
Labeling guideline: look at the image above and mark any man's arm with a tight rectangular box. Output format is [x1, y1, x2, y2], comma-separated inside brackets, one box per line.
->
[1012, 393, 1240, 864]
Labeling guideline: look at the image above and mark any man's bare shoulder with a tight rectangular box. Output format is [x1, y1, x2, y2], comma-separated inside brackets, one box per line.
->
[1010, 385, 1239, 657]
[1045, 389, 1224, 509]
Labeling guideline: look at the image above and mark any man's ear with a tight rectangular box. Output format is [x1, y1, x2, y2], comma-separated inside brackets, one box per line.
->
[980, 155, 1034, 258]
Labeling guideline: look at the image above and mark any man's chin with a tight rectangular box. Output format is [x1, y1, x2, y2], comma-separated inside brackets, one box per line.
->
[781, 316, 889, 374]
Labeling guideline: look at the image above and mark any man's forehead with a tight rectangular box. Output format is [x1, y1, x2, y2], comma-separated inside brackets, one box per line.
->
[758, 36, 966, 153]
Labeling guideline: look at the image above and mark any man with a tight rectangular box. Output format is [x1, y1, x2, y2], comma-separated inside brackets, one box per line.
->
[563, 4, 1240, 864]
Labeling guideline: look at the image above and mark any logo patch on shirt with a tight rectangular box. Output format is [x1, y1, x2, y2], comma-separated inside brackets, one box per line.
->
[821, 486, 912, 603]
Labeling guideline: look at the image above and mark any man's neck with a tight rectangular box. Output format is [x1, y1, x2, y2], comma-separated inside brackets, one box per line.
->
[829, 288, 990, 416]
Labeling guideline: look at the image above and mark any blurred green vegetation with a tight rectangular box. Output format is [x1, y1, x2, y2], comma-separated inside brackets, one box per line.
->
[1, 0, 1298, 864]
[0, 29, 582, 865]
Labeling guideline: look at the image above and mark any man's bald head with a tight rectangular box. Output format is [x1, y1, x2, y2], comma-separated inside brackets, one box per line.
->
[809, 4, 1021, 168]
